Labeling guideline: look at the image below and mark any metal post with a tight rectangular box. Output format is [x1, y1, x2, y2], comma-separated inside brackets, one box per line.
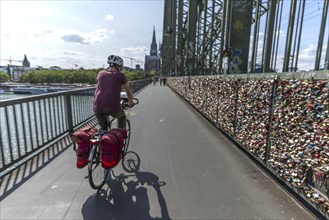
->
[224, 0, 232, 74]
[208, 0, 216, 75]
[195, 5, 202, 75]
[270, 0, 279, 71]
[177, 0, 184, 76]
[273, 0, 283, 72]
[219, 0, 227, 73]
[250, 0, 260, 73]
[283, 0, 297, 72]
[171, 0, 177, 75]
[5, 107, 14, 162]
[65, 95, 74, 133]
[294, 0, 306, 71]
[315, 0, 328, 70]
[265, 77, 278, 163]
[234, 79, 239, 136]
[162, 0, 171, 76]
[225, 0, 232, 49]
[254, 6, 262, 72]
[186, 0, 199, 78]
[325, 30, 329, 70]
[264, 0, 277, 72]
[290, 0, 302, 72]
[261, 3, 269, 71]
[200, 1, 207, 75]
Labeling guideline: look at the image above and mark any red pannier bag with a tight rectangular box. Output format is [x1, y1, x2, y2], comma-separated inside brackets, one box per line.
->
[101, 128, 127, 170]
[70, 127, 98, 168]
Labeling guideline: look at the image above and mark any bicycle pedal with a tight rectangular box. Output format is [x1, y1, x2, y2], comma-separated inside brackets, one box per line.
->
[84, 175, 89, 179]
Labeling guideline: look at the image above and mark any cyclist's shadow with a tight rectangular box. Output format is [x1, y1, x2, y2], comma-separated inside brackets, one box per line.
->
[81, 151, 171, 220]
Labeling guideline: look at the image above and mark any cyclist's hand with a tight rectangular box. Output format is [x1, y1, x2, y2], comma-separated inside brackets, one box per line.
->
[128, 99, 134, 108]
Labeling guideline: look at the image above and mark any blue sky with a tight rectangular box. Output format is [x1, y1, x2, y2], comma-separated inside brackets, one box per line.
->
[0, 0, 164, 69]
[0, 0, 328, 71]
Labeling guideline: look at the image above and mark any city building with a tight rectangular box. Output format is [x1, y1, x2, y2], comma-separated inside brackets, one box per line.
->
[144, 27, 161, 75]
[49, 66, 62, 70]
[0, 55, 31, 81]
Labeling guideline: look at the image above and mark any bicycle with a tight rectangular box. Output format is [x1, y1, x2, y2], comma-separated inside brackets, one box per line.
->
[88, 95, 139, 190]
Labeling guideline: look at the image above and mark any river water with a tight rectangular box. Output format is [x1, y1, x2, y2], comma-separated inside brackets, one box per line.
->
[0, 93, 31, 101]
[0, 92, 63, 168]
[0, 92, 94, 169]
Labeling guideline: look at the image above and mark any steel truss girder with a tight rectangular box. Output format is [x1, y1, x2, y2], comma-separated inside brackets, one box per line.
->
[164, 0, 328, 75]
[168, 0, 270, 76]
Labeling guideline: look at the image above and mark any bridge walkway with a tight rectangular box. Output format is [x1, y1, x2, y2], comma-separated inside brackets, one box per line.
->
[0, 84, 315, 219]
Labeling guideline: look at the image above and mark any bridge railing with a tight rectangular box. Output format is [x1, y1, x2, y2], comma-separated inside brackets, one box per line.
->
[0, 79, 149, 175]
[167, 71, 329, 218]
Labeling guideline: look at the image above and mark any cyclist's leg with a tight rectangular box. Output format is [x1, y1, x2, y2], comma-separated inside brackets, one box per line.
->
[111, 107, 126, 129]
[95, 112, 108, 130]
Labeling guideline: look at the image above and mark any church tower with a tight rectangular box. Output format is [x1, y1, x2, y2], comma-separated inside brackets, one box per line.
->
[144, 27, 160, 74]
[150, 26, 158, 56]
[22, 54, 30, 68]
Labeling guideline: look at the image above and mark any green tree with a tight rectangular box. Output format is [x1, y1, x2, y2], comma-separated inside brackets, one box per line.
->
[145, 70, 156, 78]
[0, 71, 10, 82]
[124, 70, 145, 81]
[19, 69, 98, 84]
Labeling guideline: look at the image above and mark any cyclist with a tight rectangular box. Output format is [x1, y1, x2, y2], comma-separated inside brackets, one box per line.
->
[93, 55, 134, 130]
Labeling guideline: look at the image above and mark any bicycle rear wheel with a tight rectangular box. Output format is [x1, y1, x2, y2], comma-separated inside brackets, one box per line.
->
[122, 119, 131, 157]
[88, 143, 109, 190]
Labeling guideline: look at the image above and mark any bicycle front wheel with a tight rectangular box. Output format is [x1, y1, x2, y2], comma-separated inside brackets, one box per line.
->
[88, 143, 109, 190]
[122, 119, 131, 157]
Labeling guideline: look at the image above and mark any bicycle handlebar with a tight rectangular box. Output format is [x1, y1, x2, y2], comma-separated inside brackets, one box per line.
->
[121, 97, 139, 109]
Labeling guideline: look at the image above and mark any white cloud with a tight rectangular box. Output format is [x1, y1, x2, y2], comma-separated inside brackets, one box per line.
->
[61, 49, 84, 56]
[105, 14, 114, 21]
[84, 28, 112, 44]
[61, 34, 88, 44]
[301, 44, 317, 57]
[119, 46, 149, 64]
[59, 28, 114, 44]
[0, 1, 164, 70]
[71, 16, 80, 21]
[297, 44, 317, 70]
[120, 46, 148, 54]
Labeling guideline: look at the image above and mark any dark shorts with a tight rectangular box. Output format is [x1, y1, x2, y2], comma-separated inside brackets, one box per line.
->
[95, 107, 126, 130]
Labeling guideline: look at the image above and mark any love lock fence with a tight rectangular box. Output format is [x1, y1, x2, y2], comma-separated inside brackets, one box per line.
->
[167, 71, 329, 218]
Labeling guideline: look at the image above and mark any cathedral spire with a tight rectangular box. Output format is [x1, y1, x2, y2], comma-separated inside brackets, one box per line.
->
[150, 26, 158, 56]
[22, 54, 30, 67]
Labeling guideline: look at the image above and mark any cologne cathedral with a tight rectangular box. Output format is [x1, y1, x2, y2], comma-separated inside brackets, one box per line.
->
[144, 27, 161, 75]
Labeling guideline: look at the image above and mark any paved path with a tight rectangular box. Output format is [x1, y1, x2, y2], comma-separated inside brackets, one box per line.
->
[1, 84, 315, 219]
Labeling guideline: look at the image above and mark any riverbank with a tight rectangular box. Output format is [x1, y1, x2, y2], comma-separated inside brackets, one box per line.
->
[0, 82, 94, 92]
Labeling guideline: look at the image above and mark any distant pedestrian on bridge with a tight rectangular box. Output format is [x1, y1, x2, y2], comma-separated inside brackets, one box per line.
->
[222, 47, 232, 74]
[93, 55, 134, 129]
[163, 76, 167, 86]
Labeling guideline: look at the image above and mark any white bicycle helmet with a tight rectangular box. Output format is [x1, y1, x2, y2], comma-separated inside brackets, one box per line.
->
[107, 55, 124, 66]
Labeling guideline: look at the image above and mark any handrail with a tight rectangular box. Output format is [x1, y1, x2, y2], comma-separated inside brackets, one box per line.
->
[0, 79, 149, 174]
[0, 88, 94, 106]
[0, 88, 95, 173]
